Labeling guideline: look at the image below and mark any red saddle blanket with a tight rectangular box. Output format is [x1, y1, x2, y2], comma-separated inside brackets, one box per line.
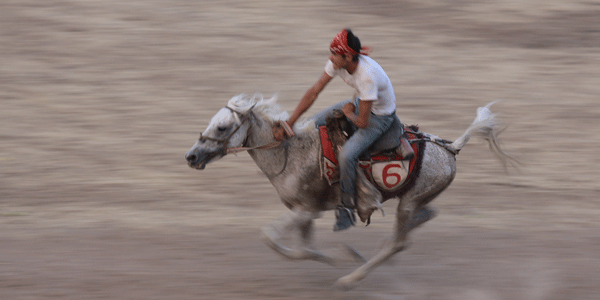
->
[319, 126, 422, 194]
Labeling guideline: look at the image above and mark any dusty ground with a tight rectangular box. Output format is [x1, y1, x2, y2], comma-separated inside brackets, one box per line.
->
[1, 0, 600, 299]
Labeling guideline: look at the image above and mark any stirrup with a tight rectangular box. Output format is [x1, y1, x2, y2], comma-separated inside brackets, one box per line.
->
[397, 137, 415, 160]
[333, 206, 356, 232]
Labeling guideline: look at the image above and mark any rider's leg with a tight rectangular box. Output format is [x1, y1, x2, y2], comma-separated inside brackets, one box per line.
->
[311, 99, 352, 127]
[334, 112, 394, 231]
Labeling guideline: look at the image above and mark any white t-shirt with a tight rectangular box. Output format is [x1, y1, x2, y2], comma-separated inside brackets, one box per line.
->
[325, 55, 396, 115]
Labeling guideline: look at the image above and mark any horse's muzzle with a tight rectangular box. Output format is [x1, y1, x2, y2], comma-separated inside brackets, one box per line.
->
[185, 149, 204, 169]
[185, 148, 223, 170]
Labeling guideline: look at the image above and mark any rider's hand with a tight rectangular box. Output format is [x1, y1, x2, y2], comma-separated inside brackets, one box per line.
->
[273, 120, 295, 141]
[273, 120, 293, 141]
[273, 125, 286, 141]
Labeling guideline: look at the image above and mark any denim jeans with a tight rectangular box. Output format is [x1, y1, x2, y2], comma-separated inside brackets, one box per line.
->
[312, 98, 396, 199]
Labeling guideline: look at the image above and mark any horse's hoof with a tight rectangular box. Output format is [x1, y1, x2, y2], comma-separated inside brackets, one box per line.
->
[334, 275, 357, 291]
[260, 228, 279, 249]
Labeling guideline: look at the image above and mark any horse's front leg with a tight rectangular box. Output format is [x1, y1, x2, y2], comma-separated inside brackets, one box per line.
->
[261, 209, 336, 265]
[335, 199, 414, 290]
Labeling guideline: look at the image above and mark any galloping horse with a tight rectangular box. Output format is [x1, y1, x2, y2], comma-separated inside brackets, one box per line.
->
[185, 94, 516, 289]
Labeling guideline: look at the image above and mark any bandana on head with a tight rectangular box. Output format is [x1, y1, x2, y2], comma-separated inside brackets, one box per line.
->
[329, 29, 372, 56]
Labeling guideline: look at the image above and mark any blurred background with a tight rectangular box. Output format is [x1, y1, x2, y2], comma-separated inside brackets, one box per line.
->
[1, 0, 599, 299]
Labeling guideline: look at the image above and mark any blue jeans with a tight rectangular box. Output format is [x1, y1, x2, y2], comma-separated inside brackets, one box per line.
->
[312, 98, 397, 200]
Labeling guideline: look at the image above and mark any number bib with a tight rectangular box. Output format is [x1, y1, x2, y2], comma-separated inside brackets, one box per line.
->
[368, 160, 410, 192]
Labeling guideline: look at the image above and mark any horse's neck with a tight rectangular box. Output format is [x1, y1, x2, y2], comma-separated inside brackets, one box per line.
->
[244, 115, 286, 177]
[245, 114, 319, 180]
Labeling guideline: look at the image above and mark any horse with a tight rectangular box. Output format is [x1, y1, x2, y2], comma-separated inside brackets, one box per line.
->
[184, 94, 516, 289]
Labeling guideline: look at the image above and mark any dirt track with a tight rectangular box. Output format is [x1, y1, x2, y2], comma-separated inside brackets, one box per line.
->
[1, 1, 600, 299]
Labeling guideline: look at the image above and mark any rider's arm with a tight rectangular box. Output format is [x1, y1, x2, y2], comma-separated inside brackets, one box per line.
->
[342, 100, 372, 129]
[287, 72, 333, 127]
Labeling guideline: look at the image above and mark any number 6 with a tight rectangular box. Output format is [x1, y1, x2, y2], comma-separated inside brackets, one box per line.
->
[382, 164, 402, 188]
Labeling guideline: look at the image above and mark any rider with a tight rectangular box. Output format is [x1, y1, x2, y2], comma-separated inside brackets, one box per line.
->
[274, 29, 414, 231]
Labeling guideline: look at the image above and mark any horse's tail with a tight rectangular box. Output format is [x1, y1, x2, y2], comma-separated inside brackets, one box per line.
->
[447, 101, 519, 169]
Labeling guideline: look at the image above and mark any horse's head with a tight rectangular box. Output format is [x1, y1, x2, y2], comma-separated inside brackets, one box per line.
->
[185, 94, 290, 170]
[185, 99, 255, 170]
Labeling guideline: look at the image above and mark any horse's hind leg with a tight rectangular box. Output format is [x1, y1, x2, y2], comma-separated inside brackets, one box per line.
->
[407, 205, 437, 231]
[336, 177, 449, 289]
[335, 199, 414, 290]
[261, 209, 336, 265]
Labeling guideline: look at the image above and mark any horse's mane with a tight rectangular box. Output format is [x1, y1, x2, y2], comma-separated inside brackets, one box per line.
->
[228, 93, 288, 121]
[227, 93, 314, 133]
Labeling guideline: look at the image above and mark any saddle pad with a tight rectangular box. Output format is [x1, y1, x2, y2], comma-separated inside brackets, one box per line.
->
[359, 159, 410, 192]
[320, 126, 339, 185]
[360, 131, 419, 192]
[320, 126, 420, 191]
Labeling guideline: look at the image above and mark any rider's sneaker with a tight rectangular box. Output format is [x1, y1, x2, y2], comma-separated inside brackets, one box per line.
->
[333, 206, 356, 232]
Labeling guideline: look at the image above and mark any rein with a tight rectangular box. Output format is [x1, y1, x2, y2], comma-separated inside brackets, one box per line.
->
[198, 105, 282, 154]
[226, 141, 281, 154]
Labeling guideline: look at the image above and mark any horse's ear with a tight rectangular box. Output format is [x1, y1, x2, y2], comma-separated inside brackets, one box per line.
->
[232, 111, 242, 124]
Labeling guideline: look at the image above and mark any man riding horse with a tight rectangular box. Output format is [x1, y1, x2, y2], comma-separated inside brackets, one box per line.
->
[273, 28, 414, 231]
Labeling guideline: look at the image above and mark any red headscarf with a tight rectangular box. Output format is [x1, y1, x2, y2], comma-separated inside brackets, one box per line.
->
[329, 29, 372, 56]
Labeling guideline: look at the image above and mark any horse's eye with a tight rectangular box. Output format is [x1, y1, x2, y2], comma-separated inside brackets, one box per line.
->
[217, 126, 228, 132]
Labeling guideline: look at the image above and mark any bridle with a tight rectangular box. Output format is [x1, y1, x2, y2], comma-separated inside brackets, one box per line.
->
[198, 105, 281, 154]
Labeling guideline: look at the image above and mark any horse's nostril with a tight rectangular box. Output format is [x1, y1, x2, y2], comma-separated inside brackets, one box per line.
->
[186, 154, 197, 162]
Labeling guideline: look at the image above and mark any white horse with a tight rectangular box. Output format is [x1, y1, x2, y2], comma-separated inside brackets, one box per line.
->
[185, 94, 516, 289]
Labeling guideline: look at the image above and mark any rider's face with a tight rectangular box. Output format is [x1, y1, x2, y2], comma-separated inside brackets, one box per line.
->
[329, 50, 351, 70]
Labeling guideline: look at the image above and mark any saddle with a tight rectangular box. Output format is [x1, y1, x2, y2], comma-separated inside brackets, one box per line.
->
[319, 111, 424, 198]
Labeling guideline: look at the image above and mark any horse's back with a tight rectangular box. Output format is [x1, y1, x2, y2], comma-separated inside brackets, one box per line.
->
[411, 142, 457, 198]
